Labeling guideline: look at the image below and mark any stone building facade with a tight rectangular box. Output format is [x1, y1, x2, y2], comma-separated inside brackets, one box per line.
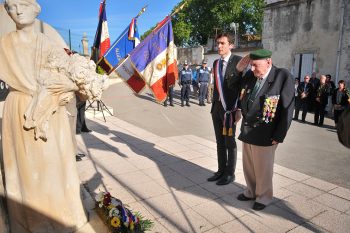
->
[263, 0, 349, 84]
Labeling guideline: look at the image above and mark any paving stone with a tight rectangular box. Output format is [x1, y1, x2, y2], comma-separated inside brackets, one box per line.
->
[273, 173, 298, 189]
[140, 193, 190, 219]
[159, 143, 191, 154]
[173, 185, 218, 207]
[148, 219, 171, 233]
[248, 204, 305, 232]
[175, 149, 207, 160]
[274, 165, 310, 181]
[311, 210, 350, 233]
[123, 157, 159, 170]
[184, 168, 215, 185]
[114, 170, 153, 186]
[275, 193, 329, 220]
[199, 181, 243, 198]
[154, 173, 196, 191]
[287, 222, 328, 233]
[219, 215, 273, 233]
[192, 199, 246, 226]
[285, 183, 325, 199]
[189, 157, 218, 169]
[302, 177, 338, 192]
[273, 187, 295, 202]
[157, 209, 214, 233]
[203, 227, 223, 233]
[329, 187, 350, 201]
[126, 180, 169, 201]
[141, 165, 178, 180]
[314, 193, 350, 212]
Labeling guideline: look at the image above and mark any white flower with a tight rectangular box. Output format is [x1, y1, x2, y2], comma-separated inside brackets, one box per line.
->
[95, 192, 104, 202]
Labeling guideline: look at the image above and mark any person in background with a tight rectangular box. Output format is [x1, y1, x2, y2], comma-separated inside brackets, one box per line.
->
[197, 59, 210, 106]
[294, 75, 313, 122]
[207, 68, 214, 104]
[179, 60, 192, 107]
[163, 85, 174, 107]
[235, 49, 294, 211]
[332, 80, 349, 127]
[314, 75, 330, 126]
[294, 78, 299, 108]
[76, 96, 92, 134]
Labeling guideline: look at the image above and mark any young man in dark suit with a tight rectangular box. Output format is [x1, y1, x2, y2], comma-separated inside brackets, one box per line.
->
[235, 49, 295, 210]
[207, 32, 242, 185]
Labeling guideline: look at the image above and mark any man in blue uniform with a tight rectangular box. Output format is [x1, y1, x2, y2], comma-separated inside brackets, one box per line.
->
[197, 59, 210, 106]
[236, 49, 294, 211]
[179, 61, 192, 107]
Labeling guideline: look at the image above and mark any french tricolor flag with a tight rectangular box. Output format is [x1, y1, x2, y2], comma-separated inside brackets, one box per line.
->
[128, 16, 178, 102]
[92, 0, 110, 60]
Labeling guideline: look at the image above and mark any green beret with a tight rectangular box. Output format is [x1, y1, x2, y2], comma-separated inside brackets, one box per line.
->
[250, 49, 272, 60]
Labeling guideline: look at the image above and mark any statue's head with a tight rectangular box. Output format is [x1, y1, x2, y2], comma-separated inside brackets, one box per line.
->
[4, 0, 41, 28]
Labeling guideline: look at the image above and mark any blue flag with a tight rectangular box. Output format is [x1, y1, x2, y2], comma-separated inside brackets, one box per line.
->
[97, 18, 140, 74]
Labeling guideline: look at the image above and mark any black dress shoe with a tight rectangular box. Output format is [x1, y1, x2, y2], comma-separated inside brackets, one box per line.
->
[75, 155, 82, 162]
[207, 172, 223, 182]
[77, 153, 86, 157]
[81, 128, 92, 133]
[170, 103, 174, 107]
[216, 175, 234, 185]
[237, 193, 256, 201]
[252, 202, 266, 211]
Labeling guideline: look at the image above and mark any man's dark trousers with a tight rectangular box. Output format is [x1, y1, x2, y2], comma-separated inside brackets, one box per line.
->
[211, 101, 237, 176]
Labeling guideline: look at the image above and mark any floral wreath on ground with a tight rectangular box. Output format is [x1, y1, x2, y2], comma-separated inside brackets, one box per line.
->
[95, 191, 153, 233]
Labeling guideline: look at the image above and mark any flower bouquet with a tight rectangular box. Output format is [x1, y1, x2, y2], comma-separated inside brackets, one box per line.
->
[95, 191, 153, 233]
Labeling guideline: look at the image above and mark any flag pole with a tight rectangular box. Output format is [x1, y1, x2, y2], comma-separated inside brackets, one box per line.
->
[170, 1, 187, 17]
[136, 5, 147, 18]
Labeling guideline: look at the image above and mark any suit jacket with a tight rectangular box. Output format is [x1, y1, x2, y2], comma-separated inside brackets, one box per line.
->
[211, 54, 242, 112]
[238, 66, 295, 146]
[297, 82, 313, 102]
[315, 83, 331, 105]
[332, 88, 349, 107]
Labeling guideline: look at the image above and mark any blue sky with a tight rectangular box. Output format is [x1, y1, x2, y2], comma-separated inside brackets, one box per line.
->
[1, 0, 181, 50]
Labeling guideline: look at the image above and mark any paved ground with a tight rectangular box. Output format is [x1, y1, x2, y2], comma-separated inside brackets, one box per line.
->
[101, 81, 350, 189]
[75, 112, 350, 233]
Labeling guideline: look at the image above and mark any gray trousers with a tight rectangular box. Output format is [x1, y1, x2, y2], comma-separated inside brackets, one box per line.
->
[243, 142, 278, 205]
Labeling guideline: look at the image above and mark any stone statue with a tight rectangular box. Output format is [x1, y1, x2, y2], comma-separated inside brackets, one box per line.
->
[0, 0, 107, 232]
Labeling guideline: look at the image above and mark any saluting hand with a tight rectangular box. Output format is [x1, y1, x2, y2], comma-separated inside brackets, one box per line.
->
[236, 54, 250, 73]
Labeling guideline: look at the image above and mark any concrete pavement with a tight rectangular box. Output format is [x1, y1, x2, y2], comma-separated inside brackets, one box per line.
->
[76, 114, 350, 233]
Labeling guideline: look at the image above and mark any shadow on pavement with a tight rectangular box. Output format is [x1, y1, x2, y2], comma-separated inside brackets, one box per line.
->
[78, 120, 321, 232]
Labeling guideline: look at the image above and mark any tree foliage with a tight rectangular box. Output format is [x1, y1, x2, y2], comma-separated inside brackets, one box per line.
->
[170, 0, 265, 47]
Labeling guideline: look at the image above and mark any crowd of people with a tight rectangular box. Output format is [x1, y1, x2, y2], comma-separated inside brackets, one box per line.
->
[294, 72, 350, 127]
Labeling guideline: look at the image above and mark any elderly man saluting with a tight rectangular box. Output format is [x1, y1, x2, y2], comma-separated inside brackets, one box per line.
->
[235, 49, 295, 211]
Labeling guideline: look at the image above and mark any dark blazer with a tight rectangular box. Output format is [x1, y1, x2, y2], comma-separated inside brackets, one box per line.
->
[297, 82, 313, 102]
[332, 88, 349, 107]
[238, 66, 295, 146]
[315, 83, 331, 105]
[211, 54, 242, 112]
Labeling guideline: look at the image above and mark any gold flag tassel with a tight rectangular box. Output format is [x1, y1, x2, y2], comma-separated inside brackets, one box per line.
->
[228, 127, 233, 136]
[222, 127, 227, 136]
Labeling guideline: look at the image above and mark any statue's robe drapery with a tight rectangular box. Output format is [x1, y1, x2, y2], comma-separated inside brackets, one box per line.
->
[0, 31, 87, 233]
